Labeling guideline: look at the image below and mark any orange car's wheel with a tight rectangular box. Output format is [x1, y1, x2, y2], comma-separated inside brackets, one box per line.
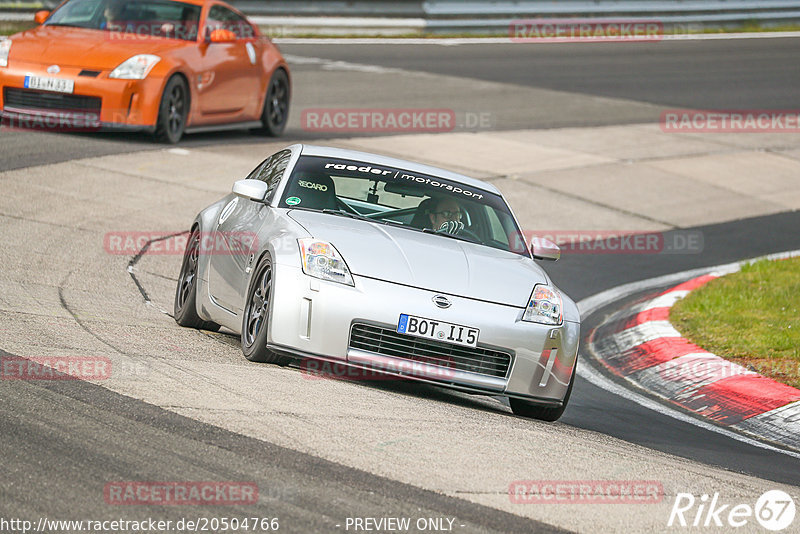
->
[155, 76, 188, 144]
[258, 68, 289, 137]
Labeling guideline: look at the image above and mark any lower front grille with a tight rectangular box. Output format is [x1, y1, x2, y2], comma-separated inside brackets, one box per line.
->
[3, 88, 101, 114]
[349, 323, 512, 378]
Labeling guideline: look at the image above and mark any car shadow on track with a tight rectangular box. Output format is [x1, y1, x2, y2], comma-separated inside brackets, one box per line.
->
[202, 330, 528, 420]
[285, 359, 518, 418]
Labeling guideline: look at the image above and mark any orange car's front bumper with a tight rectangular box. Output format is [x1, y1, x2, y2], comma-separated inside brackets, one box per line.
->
[0, 60, 167, 132]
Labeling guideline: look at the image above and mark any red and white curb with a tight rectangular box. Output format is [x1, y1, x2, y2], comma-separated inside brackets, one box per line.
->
[588, 264, 800, 453]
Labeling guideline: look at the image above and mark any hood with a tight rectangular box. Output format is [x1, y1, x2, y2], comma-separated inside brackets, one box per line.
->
[9, 26, 184, 70]
[289, 210, 547, 308]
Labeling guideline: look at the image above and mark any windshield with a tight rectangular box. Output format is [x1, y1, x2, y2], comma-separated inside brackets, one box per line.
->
[279, 155, 529, 257]
[45, 0, 201, 41]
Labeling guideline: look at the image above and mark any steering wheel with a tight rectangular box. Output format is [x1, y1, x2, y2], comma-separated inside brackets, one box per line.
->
[437, 222, 481, 242]
[456, 227, 481, 242]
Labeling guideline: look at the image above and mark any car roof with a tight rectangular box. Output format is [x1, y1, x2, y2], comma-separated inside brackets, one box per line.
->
[298, 144, 502, 196]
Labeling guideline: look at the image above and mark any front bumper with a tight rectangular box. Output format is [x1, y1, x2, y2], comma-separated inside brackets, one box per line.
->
[0, 60, 164, 130]
[0, 108, 153, 132]
[268, 265, 580, 402]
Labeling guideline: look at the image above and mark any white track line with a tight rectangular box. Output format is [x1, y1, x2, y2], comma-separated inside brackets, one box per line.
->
[576, 248, 800, 459]
[275, 32, 800, 46]
[577, 360, 800, 460]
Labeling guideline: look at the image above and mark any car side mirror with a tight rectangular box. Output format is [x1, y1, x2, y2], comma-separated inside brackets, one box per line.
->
[34, 10, 50, 25]
[232, 179, 268, 201]
[208, 28, 237, 43]
[531, 237, 561, 261]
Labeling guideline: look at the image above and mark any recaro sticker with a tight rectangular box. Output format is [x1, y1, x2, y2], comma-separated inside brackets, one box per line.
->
[298, 180, 327, 191]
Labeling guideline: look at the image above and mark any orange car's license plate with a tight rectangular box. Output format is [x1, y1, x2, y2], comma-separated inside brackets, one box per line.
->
[24, 75, 74, 94]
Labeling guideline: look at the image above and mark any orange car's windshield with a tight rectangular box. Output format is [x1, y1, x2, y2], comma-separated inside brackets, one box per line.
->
[46, 0, 202, 41]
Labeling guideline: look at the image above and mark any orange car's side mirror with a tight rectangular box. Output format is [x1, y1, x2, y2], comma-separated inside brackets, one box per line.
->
[34, 10, 50, 25]
[208, 28, 236, 43]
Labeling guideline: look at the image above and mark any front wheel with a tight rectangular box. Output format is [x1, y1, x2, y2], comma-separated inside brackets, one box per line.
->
[155, 76, 189, 144]
[509, 365, 576, 422]
[241, 254, 290, 365]
[257, 68, 290, 137]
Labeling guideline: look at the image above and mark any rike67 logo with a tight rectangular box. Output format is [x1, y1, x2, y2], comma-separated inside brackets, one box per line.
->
[668, 490, 795, 531]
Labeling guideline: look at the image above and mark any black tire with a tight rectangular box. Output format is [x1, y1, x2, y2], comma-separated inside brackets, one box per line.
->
[174, 228, 220, 331]
[257, 68, 289, 136]
[155, 76, 189, 144]
[241, 254, 290, 365]
[510, 364, 576, 422]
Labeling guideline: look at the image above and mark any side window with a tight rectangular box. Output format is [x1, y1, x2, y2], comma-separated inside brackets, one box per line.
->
[486, 207, 509, 246]
[245, 150, 292, 202]
[487, 206, 529, 254]
[207, 5, 254, 39]
[264, 150, 292, 202]
[245, 156, 273, 182]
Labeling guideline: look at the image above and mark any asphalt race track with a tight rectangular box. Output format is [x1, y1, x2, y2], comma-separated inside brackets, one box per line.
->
[1, 37, 799, 533]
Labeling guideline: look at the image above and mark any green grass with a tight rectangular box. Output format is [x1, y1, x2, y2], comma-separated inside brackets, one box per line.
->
[0, 21, 35, 35]
[701, 22, 800, 34]
[671, 257, 800, 389]
[0, 3, 45, 8]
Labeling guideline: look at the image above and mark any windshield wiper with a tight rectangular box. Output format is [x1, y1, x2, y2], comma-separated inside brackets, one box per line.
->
[321, 208, 375, 223]
[46, 23, 87, 28]
[322, 209, 412, 228]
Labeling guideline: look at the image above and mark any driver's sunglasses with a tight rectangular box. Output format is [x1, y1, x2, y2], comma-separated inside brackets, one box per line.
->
[433, 210, 462, 219]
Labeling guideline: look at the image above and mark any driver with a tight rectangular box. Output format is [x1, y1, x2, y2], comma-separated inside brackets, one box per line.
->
[101, 1, 125, 30]
[428, 197, 464, 234]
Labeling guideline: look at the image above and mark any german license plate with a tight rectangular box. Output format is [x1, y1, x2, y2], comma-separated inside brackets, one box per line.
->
[24, 75, 74, 94]
[397, 314, 479, 348]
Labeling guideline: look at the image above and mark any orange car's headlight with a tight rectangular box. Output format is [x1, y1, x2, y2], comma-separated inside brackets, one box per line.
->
[109, 54, 160, 80]
[0, 39, 11, 68]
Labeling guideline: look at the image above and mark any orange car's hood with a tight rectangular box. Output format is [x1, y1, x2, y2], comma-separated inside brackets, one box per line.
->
[11, 26, 186, 70]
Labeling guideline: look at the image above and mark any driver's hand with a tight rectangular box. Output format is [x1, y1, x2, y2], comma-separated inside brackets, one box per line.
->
[437, 221, 464, 235]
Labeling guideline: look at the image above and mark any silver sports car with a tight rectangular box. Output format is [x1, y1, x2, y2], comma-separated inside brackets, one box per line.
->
[175, 144, 580, 421]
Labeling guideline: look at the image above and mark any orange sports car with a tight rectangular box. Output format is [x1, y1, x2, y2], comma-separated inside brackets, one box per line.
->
[0, 0, 290, 142]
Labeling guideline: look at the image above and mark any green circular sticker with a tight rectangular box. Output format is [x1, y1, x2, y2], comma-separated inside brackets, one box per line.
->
[286, 196, 301, 206]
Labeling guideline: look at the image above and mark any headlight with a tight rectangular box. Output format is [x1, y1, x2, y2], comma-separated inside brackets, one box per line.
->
[109, 54, 160, 79]
[298, 239, 354, 286]
[0, 39, 11, 68]
[522, 284, 563, 325]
